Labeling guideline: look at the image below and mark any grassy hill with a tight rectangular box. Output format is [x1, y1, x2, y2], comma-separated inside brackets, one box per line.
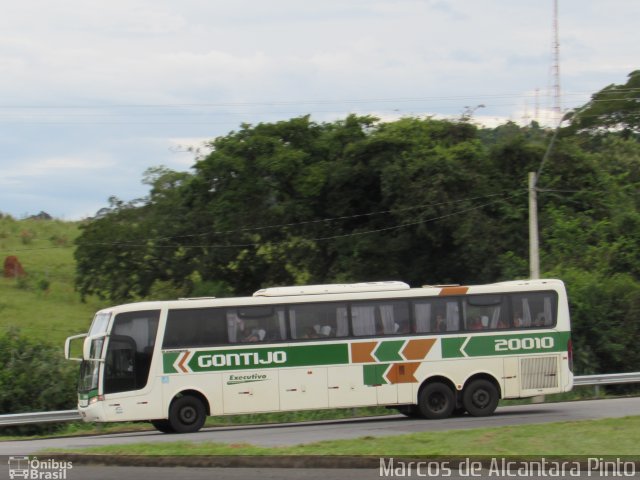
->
[0, 215, 106, 346]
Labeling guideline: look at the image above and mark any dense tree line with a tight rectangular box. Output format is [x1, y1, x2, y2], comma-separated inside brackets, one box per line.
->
[75, 72, 640, 375]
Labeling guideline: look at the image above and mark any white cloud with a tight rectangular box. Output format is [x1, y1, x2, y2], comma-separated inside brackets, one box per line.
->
[0, 0, 637, 218]
[3, 156, 115, 180]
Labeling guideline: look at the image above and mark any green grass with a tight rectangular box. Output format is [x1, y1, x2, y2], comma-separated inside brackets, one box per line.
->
[0, 407, 394, 440]
[0, 217, 106, 345]
[45, 416, 640, 457]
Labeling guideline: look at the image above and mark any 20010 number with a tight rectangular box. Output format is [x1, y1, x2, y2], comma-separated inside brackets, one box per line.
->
[495, 337, 554, 352]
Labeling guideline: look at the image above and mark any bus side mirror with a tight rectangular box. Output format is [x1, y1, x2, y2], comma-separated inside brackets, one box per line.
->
[64, 334, 87, 361]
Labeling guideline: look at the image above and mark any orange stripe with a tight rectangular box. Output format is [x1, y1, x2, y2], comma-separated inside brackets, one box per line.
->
[351, 342, 377, 363]
[386, 362, 420, 384]
[402, 338, 436, 360]
[178, 351, 190, 373]
[438, 286, 469, 296]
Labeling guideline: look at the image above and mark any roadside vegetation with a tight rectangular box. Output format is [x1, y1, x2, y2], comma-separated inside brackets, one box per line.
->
[0, 71, 638, 437]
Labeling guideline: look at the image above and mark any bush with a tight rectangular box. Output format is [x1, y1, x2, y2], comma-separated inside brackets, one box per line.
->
[0, 329, 78, 435]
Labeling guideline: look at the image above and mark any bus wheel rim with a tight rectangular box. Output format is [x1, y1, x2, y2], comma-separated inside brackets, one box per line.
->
[180, 406, 197, 424]
[472, 389, 490, 408]
[429, 393, 446, 412]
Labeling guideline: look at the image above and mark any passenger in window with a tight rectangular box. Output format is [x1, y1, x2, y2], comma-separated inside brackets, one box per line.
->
[496, 318, 509, 329]
[243, 328, 266, 342]
[395, 319, 409, 334]
[512, 311, 523, 328]
[435, 314, 446, 332]
[533, 315, 545, 327]
[469, 316, 483, 330]
[235, 318, 265, 342]
[302, 326, 319, 339]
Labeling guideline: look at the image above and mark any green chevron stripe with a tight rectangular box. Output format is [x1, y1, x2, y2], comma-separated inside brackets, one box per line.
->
[363, 364, 390, 385]
[442, 331, 571, 358]
[163, 351, 180, 374]
[374, 340, 404, 362]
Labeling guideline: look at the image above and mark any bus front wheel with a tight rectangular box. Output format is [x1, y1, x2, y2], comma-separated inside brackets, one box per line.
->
[151, 419, 175, 434]
[418, 382, 455, 419]
[462, 379, 499, 417]
[168, 395, 206, 433]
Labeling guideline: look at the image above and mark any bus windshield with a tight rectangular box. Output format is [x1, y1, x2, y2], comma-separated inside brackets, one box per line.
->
[78, 313, 111, 393]
[78, 360, 100, 393]
[89, 312, 111, 336]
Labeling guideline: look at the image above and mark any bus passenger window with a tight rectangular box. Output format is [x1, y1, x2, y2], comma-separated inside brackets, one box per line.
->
[163, 308, 227, 348]
[510, 292, 557, 329]
[463, 295, 504, 330]
[350, 301, 410, 336]
[288, 303, 348, 340]
[414, 299, 460, 333]
[230, 306, 286, 343]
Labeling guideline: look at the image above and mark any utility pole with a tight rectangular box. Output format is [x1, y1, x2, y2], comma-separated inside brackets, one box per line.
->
[530, 0, 562, 280]
[528, 172, 540, 279]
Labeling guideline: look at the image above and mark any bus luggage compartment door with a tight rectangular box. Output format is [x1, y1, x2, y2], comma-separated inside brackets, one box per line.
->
[222, 369, 279, 414]
[279, 367, 328, 410]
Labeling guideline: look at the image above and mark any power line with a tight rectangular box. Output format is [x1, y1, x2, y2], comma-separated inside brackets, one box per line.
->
[42, 192, 528, 251]
[0, 88, 636, 111]
[0, 192, 514, 246]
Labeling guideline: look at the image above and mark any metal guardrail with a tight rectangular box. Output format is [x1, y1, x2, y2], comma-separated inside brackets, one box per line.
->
[0, 410, 80, 426]
[573, 372, 640, 386]
[0, 373, 638, 427]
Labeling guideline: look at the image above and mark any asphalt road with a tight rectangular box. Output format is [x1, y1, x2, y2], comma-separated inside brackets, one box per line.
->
[1, 397, 639, 457]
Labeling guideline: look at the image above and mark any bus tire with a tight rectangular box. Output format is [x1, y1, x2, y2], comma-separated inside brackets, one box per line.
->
[462, 379, 499, 417]
[418, 382, 455, 419]
[151, 419, 175, 433]
[168, 395, 206, 433]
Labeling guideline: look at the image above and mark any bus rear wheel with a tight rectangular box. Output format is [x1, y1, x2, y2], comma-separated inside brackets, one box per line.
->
[462, 379, 499, 417]
[168, 395, 206, 433]
[418, 382, 455, 419]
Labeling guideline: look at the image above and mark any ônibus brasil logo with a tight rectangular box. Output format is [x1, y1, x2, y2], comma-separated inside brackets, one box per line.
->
[8, 456, 72, 479]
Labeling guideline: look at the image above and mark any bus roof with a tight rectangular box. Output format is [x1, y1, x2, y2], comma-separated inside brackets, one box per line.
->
[253, 281, 410, 297]
[94, 279, 566, 316]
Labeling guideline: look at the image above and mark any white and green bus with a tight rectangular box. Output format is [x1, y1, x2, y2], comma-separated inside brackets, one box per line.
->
[65, 279, 573, 433]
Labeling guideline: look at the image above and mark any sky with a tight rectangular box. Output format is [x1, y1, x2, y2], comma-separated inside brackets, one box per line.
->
[0, 0, 638, 220]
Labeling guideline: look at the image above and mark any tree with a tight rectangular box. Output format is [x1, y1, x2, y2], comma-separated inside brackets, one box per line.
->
[565, 70, 640, 138]
[73, 108, 640, 376]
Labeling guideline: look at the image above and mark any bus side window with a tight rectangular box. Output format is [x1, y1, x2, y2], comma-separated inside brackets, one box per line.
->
[350, 301, 410, 336]
[234, 306, 286, 342]
[351, 304, 376, 336]
[288, 303, 348, 340]
[511, 292, 557, 329]
[463, 295, 504, 331]
[414, 299, 459, 333]
[164, 308, 227, 348]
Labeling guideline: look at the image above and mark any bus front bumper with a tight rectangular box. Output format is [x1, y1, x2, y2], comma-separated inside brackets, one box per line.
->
[78, 402, 107, 422]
